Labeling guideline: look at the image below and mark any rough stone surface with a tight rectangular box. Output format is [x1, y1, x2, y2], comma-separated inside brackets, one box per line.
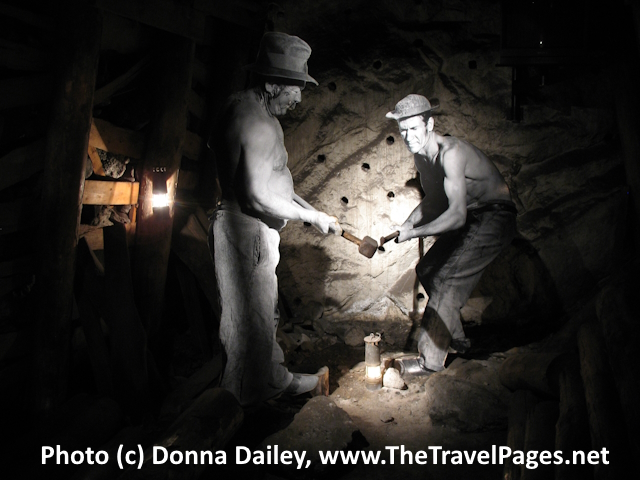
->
[424, 357, 511, 432]
[261, 396, 360, 467]
[269, 0, 624, 336]
[382, 367, 406, 390]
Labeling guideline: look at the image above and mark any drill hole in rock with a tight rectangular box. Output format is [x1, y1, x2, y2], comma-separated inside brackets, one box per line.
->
[304, 222, 311, 227]
[417, 293, 425, 301]
[317, 154, 326, 163]
[373, 60, 382, 70]
[386, 136, 395, 145]
[387, 191, 395, 199]
[328, 82, 337, 91]
[341, 196, 349, 204]
[362, 163, 370, 171]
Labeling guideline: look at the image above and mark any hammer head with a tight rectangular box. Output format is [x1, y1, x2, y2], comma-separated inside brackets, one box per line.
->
[359, 236, 378, 258]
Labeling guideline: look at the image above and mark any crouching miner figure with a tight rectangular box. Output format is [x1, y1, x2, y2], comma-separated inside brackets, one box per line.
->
[385, 94, 517, 376]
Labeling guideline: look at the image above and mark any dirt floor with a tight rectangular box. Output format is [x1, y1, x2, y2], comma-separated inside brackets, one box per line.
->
[207, 340, 513, 480]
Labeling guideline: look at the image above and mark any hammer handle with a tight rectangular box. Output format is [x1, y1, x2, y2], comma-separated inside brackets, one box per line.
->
[341, 230, 362, 246]
[380, 231, 399, 246]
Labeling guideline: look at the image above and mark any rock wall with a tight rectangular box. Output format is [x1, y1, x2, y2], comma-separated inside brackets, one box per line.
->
[269, 0, 625, 335]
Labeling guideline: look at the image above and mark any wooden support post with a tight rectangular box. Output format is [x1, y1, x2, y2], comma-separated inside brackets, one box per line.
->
[577, 321, 629, 479]
[503, 389, 537, 480]
[133, 34, 194, 334]
[75, 240, 113, 397]
[32, 3, 102, 419]
[118, 388, 242, 480]
[554, 354, 592, 480]
[596, 283, 640, 458]
[521, 401, 559, 480]
[498, 352, 563, 398]
[103, 223, 151, 418]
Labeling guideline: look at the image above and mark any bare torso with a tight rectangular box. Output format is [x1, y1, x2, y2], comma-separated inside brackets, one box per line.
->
[415, 134, 511, 208]
[212, 88, 294, 229]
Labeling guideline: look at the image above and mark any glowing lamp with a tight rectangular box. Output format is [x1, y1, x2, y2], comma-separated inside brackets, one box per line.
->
[364, 332, 382, 391]
[152, 167, 169, 209]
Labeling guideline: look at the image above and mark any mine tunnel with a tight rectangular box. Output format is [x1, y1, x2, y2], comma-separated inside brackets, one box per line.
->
[1, 0, 638, 479]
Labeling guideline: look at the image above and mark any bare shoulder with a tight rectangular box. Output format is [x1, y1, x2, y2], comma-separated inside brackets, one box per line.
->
[223, 91, 276, 147]
[439, 136, 467, 171]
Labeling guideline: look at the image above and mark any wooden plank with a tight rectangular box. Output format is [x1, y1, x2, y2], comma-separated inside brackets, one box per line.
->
[82, 179, 139, 205]
[188, 89, 206, 120]
[0, 138, 46, 191]
[0, 273, 32, 297]
[89, 118, 145, 159]
[183, 130, 204, 160]
[0, 257, 34, 277]
[94, 55, 151, 106]
[83, 228, 104, 252]
[0, 198, 36, 235]
[0, 74, 51, 110]
[193, 0, 265, 30]
[192, 59, 210, 87]
[177, 169, 199, 191]
[596, 283, 640, 458]
[87, 144, 105, 176]
[95, 0, 205, 42]
[578, 321, 630, 478]
[133, 35, 194, 333]
[0, 3, 54, 31]
[33, 4, 102, 419]
[0, 39, 49, 71]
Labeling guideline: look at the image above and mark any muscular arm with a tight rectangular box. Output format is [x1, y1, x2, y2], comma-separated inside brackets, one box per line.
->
[398, 152, 468, 241]
[237, 119, 337, 233]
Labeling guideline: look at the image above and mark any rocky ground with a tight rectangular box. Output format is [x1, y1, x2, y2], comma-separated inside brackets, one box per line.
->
[203, 328, 543, 480]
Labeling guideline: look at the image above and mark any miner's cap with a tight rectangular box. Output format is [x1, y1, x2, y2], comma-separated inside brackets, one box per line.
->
[386, 94, 439, 120]
[244, 32, 318, 86]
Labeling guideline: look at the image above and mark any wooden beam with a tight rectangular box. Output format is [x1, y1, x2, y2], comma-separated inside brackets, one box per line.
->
[192, 59, 211, 87]
[33, 4, 102, 419]
[0, 39, 49, 71]
[82, 179, 139, 205]
[177, 170, 199, 191]
[0, 3, 55, 31]
[0, 139, 46, 191]
[0, 198, 36, 235]
[193, 0, 266, 30]
[133, 34, 194, 332]
[578, 321, 630, 478]
[188, 89, 206, 120]
[95, 0, 205, 42]
[0, 257, 34, 277]
[94, 55, 151, 106]
[0, 272, 32, 297]
[87, 145, 105, 176]
[89, 118, 145, 159]
[596, 283, 640, 458]
[0, 74, 52, 110]
[183, 130, 204, 161]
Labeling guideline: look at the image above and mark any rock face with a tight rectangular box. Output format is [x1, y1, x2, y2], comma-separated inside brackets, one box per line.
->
[270, 0, 623, 335]
[261, 396, 361, 471]
[425, 357, 511, 432]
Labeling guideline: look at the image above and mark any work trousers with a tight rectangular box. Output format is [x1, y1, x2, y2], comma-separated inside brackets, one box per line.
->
[209, 204, 292, 406]
[415, 205, 516, 371]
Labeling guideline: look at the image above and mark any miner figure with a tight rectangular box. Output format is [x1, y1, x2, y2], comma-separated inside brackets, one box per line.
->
[386, 94, 517, 375]
[208, 32, 338, 405]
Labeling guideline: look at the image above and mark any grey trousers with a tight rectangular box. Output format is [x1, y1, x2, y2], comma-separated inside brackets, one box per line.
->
[209, 205, 292, 406]
[415, 205, 516, 371]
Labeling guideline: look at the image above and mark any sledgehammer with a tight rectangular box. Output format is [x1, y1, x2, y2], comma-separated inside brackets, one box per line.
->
[341, 230, 378, 258]
[293, 193, 378, 259]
